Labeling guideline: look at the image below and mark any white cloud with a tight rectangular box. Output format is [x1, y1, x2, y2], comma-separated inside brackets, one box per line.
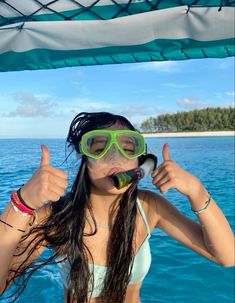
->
[120, 105, 152, 116]
[218, 61, 231, 70]
[139, 88, 155, 93]
[58, 101, 169, 123]
[225, 91, 235, 97]
[55, 100, 168, 126]
[0, 94, 15, 114]
[213, 91, 235, 102]
[213, 92, 223, 99]
[57, 98, 119, 117]
[4, 92, 57, 118]
[177, 97, 211, 110]
[73, 70, 85, 78]
[163, 83, 190, 88]
[122, 61, 180, 72]
[119, 105, 169, 120]
[217, 101, 234, 108]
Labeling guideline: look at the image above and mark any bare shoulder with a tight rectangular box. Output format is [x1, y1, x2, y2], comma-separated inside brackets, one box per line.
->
[138, 189, 185, 231]
[137, 189, 163, 231]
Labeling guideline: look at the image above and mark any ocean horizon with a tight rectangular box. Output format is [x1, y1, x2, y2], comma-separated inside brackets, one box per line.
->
[0, 130, 234, 140]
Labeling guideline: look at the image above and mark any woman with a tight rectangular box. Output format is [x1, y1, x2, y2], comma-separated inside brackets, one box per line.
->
[0, 112, 234, 303]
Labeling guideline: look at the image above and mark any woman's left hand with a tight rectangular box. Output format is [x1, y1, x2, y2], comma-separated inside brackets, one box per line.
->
[151, 143, 202, 197]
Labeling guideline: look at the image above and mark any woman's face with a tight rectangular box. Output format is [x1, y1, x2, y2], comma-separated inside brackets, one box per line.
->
[86, 123, 139, 195]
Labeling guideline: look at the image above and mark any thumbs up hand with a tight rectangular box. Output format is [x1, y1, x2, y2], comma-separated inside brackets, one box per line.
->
[39, 144, 51, 167]
[151, 143, 202, 196]
[20, 145, 68, 210]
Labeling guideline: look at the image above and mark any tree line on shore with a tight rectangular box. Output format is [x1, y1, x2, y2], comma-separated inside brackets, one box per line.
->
[140, 107, 234, 133]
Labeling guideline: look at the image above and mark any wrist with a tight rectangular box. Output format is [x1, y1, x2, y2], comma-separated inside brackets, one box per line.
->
[20, 185, 36, 210]
[187, 182, 209, 209]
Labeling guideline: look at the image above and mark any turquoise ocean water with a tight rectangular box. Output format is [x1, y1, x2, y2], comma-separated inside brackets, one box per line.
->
[0, 136, 234, 303]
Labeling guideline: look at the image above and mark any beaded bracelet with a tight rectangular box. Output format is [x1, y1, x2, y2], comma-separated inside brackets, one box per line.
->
[191, 191, 212, 215]
[8, 201, 36, 224]
[11, 191, 34, 215]
[10, 200, 31, 217]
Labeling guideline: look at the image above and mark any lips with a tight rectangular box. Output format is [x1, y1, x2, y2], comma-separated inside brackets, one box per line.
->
[107, 167, 124, 177]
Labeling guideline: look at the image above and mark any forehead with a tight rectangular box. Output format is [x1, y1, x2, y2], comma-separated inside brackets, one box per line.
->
[106, 122, 130, 131]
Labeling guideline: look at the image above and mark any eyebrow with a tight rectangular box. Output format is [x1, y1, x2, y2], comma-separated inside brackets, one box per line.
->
[91, 138, 107, 144]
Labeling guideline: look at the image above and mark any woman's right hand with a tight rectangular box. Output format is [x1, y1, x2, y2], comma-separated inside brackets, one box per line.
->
[20, 144, 68, 210]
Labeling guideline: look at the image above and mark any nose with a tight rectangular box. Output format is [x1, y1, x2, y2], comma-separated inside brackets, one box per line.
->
[104, 144, 123, 161]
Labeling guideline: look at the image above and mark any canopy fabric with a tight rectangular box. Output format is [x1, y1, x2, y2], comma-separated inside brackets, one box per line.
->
[0, 0, 234, 72]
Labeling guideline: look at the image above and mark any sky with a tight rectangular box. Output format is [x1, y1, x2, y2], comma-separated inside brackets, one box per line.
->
[0, 57, 234, 138]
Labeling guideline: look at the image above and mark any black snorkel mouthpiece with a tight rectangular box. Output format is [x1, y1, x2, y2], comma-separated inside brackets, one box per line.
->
[111, 154, 158, 189]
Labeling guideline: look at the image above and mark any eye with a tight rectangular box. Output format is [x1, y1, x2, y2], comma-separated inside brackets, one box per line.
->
[93, 147, 105, 154]
[124, 150, 135, 155]
[90, 143, 106, 154]
[122, 143, 135, 154]
[89, 138, 108, 154]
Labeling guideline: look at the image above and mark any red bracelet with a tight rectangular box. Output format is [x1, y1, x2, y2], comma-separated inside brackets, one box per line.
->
[17, 188, 35, 211]
[11, 191, 33, 215]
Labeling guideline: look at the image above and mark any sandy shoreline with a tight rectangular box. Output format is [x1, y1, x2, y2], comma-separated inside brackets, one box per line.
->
[143, 131, 234, 138]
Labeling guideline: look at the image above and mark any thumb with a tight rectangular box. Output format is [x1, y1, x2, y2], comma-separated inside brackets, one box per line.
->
[40, 144, 50, 166]
[162, 143, 171, 162]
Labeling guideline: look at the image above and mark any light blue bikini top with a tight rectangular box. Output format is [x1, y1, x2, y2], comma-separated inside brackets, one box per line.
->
[57, 197, 151, 298]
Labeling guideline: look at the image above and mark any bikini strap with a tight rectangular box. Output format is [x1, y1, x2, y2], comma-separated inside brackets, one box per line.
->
[136, 197, 151, 235]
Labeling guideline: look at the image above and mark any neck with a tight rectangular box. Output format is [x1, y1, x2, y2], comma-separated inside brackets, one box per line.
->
[90, 192, 120, 212]
[87, 190, 122, 226]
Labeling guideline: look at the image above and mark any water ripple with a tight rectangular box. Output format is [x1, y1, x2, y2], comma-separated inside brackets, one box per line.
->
[0, 138, 234, 303]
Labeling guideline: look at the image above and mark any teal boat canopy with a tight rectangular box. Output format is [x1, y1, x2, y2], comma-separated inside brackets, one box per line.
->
[0, 0, 234, 72]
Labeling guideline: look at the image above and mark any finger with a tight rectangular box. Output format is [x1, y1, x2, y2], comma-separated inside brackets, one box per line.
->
[162, 143, 171, 162]
[152, 170, 168, 184]
[153, 175, 170, 188]
[158, 179, 174, 194]
[48, 174, 68, 189]
[40, 144, 50, 167]
[151, 163, 165, 177]
[46, 166, 68, 179]
[47, 191, 62, 202]
[152, 161, 170, 178]
[48, 184, 66, 197]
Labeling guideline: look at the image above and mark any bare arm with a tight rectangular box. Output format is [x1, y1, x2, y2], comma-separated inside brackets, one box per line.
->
[151, 191, 234, 267]
[150, 143, 234, 267]
[0, 203, 46, 293]
[0, 144, 68, 293]
[187, 186, 234, 266]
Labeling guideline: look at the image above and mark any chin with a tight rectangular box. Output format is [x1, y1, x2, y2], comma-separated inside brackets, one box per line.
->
[108, 185, 131, 195]
[92, 180, 132, 196]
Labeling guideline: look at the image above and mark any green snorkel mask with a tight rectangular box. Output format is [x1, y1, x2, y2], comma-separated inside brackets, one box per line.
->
[80, 129, 146, 160]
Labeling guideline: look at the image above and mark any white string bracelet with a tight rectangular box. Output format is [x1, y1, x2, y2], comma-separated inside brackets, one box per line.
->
[191, 192, 212, 215]
[10, 200, 37, 227]
[10, 200, 31, 217]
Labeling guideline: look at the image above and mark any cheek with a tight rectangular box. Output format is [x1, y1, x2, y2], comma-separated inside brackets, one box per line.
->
[86, 159, 115, 186]
[87, 158, 139, 179]
[129, 160, 139, 170]
[87, 159, 106, 178]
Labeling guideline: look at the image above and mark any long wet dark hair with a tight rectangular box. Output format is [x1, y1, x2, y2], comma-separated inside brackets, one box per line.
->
[3, 112, 141, 303]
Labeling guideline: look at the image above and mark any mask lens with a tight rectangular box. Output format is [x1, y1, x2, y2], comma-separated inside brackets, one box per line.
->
[117, 133, 145, 158]
[86, 135, 109, 157]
